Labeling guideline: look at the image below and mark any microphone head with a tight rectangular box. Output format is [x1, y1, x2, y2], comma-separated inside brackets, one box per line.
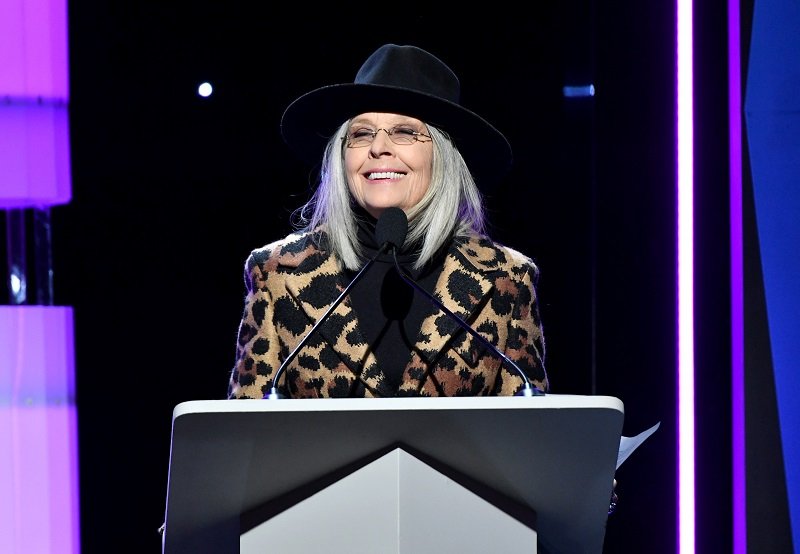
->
[374, 207, 409, 249]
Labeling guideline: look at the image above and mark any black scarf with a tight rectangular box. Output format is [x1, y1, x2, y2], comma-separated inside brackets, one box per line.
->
[346, 210, 447, 392]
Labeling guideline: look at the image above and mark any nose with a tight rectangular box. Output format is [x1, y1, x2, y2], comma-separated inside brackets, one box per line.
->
[369, 129, 394, 157]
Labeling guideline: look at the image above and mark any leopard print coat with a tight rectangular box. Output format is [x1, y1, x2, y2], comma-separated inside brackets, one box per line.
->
[227, 229, 548, 399]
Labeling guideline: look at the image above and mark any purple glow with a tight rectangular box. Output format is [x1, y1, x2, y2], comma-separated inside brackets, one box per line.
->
[729, 0, 745, 551]
[677, 0, 695, 551]
[0, 101, 72, 208]
[0, 0, 71, 208]
[0, 0, 69, 99]
[0, 307, 79, 553]
[0, 1, 77, 550]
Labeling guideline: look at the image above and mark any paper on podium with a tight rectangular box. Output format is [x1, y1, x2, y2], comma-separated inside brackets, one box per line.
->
[617, 421, 660, 469]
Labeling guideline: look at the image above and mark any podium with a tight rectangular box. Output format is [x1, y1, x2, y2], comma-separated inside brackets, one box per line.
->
[161, 395, 623, 554]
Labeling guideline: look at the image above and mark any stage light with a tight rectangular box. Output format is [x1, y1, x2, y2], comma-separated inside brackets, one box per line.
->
[198, 82, 213, 97]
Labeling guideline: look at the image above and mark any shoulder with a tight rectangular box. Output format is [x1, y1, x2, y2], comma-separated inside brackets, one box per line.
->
[496, 242, 540, 280]
[245, 228, 330, 275]
[455, 234, 540, 280]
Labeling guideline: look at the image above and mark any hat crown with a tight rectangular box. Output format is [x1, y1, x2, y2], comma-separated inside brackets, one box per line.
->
[354, 44, 461, 105]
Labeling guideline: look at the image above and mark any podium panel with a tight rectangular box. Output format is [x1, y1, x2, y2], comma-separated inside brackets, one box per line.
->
[242, 448, 538, 553]
[162, 395, 623, 554]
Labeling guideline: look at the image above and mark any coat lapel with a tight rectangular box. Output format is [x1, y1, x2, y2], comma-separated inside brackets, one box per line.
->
[405, 236, 501, 394]
[280, 241, 379, 395]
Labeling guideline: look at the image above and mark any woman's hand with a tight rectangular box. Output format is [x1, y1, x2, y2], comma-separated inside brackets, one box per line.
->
[608, 478, 619, 515]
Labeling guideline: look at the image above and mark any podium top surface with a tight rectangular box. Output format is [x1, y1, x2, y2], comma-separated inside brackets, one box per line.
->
[164, 394, 624, 554]
[173, 394, 624, 419]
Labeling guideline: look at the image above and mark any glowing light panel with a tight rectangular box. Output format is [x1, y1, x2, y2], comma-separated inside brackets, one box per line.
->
[0, 0, 71, 208]
[0, 307, 79, 554]
[728, 0, 745, 551]
[677, 0, 695, 551]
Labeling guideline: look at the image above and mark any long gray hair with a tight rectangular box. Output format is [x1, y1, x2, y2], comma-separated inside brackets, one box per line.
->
[293, 121, 487, 271]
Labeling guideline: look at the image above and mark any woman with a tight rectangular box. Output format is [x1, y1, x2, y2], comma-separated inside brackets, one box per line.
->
[227, 43, 548, 399]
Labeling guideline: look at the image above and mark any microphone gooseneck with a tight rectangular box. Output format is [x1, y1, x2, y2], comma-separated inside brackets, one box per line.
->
[385, 210, 544, 397]
[264, 209, 410, 399]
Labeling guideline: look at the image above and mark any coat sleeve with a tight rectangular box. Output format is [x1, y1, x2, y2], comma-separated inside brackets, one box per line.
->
[499, 250, 549, 394]
[227, 248, 284, 399]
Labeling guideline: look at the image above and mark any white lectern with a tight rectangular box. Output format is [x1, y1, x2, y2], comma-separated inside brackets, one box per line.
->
[161, 395, 623, 554]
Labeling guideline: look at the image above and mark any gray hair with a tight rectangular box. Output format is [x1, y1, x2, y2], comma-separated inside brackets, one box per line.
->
[293, 121, 487, 271]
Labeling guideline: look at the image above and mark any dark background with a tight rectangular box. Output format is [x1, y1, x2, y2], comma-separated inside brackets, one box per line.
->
[49, 4, 731, 553]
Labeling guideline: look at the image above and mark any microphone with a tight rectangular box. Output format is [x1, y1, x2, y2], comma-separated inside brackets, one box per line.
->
[264, 209, 409, 399]
[374, 206, 408, 251]
[383, 208, 545, 397]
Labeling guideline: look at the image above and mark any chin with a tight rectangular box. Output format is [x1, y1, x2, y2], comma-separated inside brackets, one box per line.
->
[364, 203, 407, 218]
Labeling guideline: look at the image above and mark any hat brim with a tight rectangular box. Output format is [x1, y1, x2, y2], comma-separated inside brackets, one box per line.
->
[280, 83, 512, 190]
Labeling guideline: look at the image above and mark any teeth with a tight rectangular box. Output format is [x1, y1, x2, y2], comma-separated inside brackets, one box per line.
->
[367, 171, 404, 180]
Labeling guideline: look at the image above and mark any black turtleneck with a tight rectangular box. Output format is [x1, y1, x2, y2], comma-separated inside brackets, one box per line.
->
[346, 211, 447, 392]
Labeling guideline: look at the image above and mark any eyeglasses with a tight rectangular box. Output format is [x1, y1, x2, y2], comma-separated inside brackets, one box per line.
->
[343, 125, 432, 148]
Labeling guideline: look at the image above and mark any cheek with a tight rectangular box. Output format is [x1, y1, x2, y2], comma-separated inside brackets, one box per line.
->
[414, 151, 434, 191]
[344, 152, 364, 194]
[344, 146, 363, 171]
[413, 168, 433, 198]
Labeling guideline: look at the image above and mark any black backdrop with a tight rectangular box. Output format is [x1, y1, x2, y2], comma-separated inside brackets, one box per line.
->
[50, 5, 732, 553]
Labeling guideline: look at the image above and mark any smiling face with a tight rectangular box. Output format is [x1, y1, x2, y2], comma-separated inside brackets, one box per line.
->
[344, 112, 433, 219]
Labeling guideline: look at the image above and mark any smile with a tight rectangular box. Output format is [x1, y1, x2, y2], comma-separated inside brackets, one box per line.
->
[366, 171, 405, 180]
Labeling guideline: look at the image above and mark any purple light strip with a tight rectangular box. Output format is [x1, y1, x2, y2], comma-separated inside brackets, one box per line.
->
[728, 0, 745, 551]
[677, 0, 695, 551]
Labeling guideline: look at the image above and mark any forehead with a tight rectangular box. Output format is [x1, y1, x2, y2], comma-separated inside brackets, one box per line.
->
[348, 112, 425, 127]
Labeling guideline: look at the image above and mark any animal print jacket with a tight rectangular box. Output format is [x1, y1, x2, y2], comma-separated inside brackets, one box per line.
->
[227, 229, 548, 399]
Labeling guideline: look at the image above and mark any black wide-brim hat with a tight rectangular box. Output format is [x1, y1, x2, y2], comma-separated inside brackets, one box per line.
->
[280, 44, 513, 189]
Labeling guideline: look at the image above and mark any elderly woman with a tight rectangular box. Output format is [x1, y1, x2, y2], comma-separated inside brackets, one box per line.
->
[227, 44, 548, 399]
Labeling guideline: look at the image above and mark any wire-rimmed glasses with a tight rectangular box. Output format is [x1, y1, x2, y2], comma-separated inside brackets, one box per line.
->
[343, 125, 432, 148]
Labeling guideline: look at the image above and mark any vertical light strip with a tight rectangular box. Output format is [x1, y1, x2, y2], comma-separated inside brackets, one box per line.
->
[677, 0, 695, 551]
[728, 0, 745, 550]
